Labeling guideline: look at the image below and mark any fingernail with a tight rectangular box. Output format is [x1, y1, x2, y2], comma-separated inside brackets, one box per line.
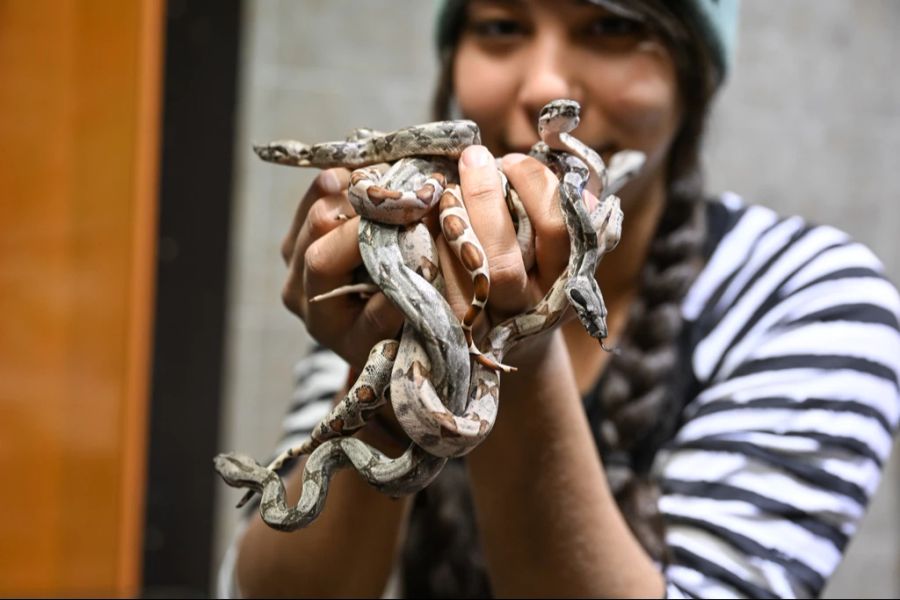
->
[462, 145, 492, 167]
[319, 170, 341, 194]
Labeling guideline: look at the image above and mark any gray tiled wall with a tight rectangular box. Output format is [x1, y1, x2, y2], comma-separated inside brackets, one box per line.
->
[215, 1, 900, 596]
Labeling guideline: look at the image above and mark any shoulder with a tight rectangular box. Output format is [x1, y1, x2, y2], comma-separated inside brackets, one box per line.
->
[678, 192, 900, 432]
[658, 193, 900, 596]
[682, 193, 900, 384]
[688, 193, 899, 321]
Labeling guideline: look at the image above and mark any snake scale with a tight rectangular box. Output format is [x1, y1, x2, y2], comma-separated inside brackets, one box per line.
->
[215, 100, 645, 530]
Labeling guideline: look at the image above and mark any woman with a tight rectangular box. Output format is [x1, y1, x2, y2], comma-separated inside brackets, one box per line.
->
[221, 0, 900, 597]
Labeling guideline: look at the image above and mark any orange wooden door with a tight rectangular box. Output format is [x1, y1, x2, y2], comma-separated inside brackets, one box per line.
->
[0, 0, 163, 596]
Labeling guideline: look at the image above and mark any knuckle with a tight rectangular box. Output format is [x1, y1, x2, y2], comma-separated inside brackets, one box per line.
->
[510, 161, 558, 206]
[303, 241, 329, 281]
[318, 167, 349, 194]
[361, 301, 397, 339]
[281, 278, 304, 318]
[515, 158, 554, 187]
[488, 249, 527, 291]
[540, 212, 569, 247]
[463, 177, 502, 206]
[306, 201, 337, 239]
[280, 234, 297, 265]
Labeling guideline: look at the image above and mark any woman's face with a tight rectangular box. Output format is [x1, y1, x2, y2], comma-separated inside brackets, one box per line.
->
[453, 0, 682, 205]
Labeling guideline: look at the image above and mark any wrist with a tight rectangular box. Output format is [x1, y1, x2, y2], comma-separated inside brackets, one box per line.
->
[502, 326, 568, 377]
[491, 330, 579, 429]
[355, 404, 410, 455]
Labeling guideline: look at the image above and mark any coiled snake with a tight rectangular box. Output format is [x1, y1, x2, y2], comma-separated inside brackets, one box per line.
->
[214, 99, 644, 530]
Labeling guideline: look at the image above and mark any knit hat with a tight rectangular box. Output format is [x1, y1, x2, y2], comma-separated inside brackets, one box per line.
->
[435, 0, 740, 81]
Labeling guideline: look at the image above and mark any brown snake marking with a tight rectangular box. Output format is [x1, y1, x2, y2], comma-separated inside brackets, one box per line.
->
[223, 123, 505, 510]
[233, 339, 399, 509]
[403, 114, 636, 457]
[216, 100, 645, 524]
[224, 218, 458, 523]
[439, 183, 514, 374]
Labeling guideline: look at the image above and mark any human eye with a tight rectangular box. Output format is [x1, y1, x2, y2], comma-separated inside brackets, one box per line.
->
[586, 16, 646, 38]
[581, 15, 647, 50]
[467, 17, 527, 40]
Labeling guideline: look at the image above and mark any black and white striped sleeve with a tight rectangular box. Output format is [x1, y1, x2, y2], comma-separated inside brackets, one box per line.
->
[216, 344, 349, 599]
[269, 345, 349, 467]
[660, 198, 900, 598]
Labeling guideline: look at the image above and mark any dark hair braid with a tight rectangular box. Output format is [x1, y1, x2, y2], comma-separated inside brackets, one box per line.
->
[401, 460, 492, 598]
[592, 0, 720, 564]
[596, 175, 707, 563]
[401, 1, 720, 594]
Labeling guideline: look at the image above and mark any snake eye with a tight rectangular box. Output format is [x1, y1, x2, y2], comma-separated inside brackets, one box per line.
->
[569, 288, 588, 309]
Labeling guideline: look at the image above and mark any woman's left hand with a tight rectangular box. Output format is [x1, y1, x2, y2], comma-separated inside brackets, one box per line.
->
[437, 144, 578, 368]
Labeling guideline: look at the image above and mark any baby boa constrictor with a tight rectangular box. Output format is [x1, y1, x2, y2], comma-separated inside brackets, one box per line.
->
[215, 100, 644, 529]
[219, 216, 457, 527]
[226, 152, 476, 513]
[400, 104, 644, 457]
[223, 127, 487, 516]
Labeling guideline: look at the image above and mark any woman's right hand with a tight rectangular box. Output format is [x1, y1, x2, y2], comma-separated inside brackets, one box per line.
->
[281, 168, 405, 371]
[437, 146, 579, 371]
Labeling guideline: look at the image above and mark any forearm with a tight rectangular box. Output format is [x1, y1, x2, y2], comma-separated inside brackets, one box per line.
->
[466, 331, 664, 598]
[235, 424, 412, 598]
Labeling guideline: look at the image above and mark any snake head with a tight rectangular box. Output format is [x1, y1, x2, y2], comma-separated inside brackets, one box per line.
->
[214, 452, 273, 490]
[566, 280, 609, 341]
[538, 99, 581, 136]
[253, 140, 311, 166]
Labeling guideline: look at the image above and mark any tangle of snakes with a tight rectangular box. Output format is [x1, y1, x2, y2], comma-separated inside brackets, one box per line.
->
[214, 99, 645, 531]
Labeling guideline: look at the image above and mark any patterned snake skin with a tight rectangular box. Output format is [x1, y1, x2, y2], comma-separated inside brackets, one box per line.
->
[214, 100, 644, 529]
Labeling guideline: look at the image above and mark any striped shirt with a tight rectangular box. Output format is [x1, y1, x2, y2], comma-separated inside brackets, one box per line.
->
[219, 193, 900, 598]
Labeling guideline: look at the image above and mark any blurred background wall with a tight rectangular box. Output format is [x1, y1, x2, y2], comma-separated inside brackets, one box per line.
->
[0, 1, 163, 596]
[216, 0, 900, 597]
[4, 0, 896, 597]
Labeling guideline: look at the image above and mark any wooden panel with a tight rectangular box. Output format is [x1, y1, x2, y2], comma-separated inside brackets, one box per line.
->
[142, 2, 242, 594]
[0, 0, 163, 596]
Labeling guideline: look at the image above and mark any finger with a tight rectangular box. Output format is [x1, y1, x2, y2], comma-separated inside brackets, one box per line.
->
[435, 233, 471, 323]
[282, 215, 361, 320]
[458, 145, 528, 316]
[291, 191, 356, 274]
[281, 168, 351, 265]
[501, 153, 570, 292]
[349, 292, 405, 366]
[300, 216, 404, 368]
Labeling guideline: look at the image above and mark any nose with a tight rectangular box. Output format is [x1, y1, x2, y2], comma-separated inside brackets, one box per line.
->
[518, 31, 583, 124]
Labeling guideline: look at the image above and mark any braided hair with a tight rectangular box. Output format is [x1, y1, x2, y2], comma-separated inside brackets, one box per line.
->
[404, 1, 722, 595]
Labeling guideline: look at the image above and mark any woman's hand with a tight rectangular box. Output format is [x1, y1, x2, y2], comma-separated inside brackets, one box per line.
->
[280, 168, 405, 370]
[281, 146, 590, 372]
[438, 145, 578, 368]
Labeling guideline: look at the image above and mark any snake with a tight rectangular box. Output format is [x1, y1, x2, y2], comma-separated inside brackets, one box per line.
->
[398, 103, 640, 457]
[215, 438, 446, 531]
[219, 214, 459, 527]
[215, 100, 644, 525]
[227, 152, 473, 513]
[254, 120, 481, 169]
[387, 101, 640, 458]
[221, 142, 486, 518]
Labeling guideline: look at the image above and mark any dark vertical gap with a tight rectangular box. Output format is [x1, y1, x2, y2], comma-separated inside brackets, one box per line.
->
[142, 0, 242, 596]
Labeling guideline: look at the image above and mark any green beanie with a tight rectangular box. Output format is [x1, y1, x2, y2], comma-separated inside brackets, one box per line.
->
[435, 0, 740, 81]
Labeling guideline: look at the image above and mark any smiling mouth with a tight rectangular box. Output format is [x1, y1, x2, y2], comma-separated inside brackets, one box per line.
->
[502, 142, 619, 166]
